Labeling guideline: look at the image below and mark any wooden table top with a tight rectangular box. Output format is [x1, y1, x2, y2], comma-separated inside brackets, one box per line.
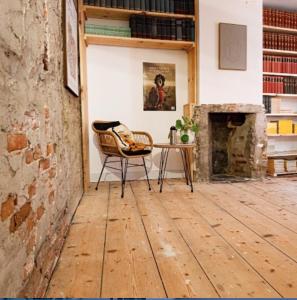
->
[153, 143, 196, 149]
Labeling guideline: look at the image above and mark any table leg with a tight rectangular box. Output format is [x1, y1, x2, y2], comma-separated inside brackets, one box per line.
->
[158, 149, 165, 185]
[183, 148, 194, 192]
[180, 150, 189, 185]
[159, 148, 169, 193]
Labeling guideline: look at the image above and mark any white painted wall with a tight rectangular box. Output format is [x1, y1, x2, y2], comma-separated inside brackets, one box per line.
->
[87, 46, 189, 182]
[198, 0, 263, 105]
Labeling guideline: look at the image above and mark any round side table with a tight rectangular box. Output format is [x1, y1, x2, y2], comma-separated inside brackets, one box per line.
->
[154, 143, 195, 193]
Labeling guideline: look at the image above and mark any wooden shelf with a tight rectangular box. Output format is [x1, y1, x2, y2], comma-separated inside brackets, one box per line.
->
[270, 171, 297, 177]
[263, 93, 297, 98]
[268, 134, 297, 137]
[263, 25, 297, 34]
[268, 151, 297, 159]
[263, 72, 297, 77]
[266, 113, 297, 116]
[85, 34, 195, 51]
[263, 48, 297, 56]
[84, 5, 196, 20]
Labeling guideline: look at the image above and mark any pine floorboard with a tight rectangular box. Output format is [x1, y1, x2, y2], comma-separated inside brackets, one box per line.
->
[46, 178, 297, 298]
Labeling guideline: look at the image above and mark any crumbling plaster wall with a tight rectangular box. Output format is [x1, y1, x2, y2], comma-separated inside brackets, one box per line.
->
[0, 0, 83, 296]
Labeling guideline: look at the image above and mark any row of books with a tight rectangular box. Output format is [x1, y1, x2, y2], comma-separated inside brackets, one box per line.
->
[263, 32, 297, 51]
[268, 159, 297, 174]
[263, 8, 297, 29]
[85, 23, 131, 37]
[263, 55, 297, 74]
[263, 76, 297, 94]
[130, 15, 195, 41]
[83, 0, 195, 15]
[263, 96, 296, 114]
[267, 119, 297, 135]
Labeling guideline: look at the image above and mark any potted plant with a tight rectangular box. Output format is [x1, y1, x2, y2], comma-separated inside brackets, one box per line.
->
[175, 116, 199, 144]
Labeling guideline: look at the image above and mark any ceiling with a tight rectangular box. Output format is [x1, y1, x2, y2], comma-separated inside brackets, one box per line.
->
[263, 0, 297, 11]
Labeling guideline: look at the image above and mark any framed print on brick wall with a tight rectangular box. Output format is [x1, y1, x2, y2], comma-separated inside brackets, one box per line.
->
[64, 0, 79, 96]
[219, 23, 247, 71]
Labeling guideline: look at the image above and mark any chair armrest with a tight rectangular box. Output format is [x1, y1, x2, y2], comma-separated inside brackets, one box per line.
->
[95, 130, 122, 155]
[132, 131, 154, 148]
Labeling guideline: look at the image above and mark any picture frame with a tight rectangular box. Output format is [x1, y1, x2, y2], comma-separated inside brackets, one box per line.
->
[64, 0, 79, 96]
[219, 23, 247, 71]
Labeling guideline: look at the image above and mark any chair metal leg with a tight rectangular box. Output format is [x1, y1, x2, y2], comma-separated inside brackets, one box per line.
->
[121, 158, 128, 198]
[96, 155, 109, 190]
[142, 157, 151, 191]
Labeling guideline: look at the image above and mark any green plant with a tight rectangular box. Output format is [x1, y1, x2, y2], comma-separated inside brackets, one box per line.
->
[175, 116, 199, 134]
[175, 116, 199, 144]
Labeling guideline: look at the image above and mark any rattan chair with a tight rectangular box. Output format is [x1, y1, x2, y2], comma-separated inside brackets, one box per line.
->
[92, 121, 153, 197]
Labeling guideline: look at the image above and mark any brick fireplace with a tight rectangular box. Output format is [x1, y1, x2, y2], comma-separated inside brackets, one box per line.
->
[193, 104, 267, 181]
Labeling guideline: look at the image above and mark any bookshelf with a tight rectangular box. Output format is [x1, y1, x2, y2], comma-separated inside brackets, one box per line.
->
[263, 7, 297, 177]
[79, 0, 199, 190]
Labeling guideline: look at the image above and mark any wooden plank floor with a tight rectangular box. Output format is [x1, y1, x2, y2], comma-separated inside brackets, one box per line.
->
[46, 177, 297, 298]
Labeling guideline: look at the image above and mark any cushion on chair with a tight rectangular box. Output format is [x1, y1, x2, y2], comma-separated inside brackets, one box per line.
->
[122, 149, 152, 156]
[109, 124, 135, 150]
[93, 121, 120, 131]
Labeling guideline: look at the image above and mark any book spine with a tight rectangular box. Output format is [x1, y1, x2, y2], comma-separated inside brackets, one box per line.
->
[106, 0, 111, 7]
[117, 0, 123, 8]
[156, 0, 161, 12]
[129, 0, 135, 10]
[160, 0, 165, 12]
[140, 0, 145, 10]
[150, 0, 156, 12]
[176, 19, 182, 40]
[112, 0, 117, 8]
[134, 0, 140, 10]
[169, 0, 174, 13]
[124, 0, 129, 9]
[151, 17, 157, 38]
[164, 0, 169, 13]
[145, 0, 150, 11]
[101, 0, 106, 6]
[170, 18, 176, 40]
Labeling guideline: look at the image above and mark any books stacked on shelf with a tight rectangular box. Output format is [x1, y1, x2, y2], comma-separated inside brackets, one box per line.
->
[129, 15, 195, 41]
[263, 75, 297, 94]
[263, 95, 272, 113]
[267, 119, 297, 135]
[83, 0, 195, 15]
[263, 8, 297, 29]
[271, 159, 286, 174]
[85, 23, 131, 37]
[286, 159, 297, 172]
[263, 96, 297, 114]
[263, 32, 297, 51]
[263, 55, 297, 74]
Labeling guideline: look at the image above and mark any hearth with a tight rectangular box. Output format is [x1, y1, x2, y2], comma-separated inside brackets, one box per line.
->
[193, 104, 267, 181]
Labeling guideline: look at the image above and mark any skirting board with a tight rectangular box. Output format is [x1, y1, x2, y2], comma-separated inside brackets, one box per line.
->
[90, 169, 186, 182]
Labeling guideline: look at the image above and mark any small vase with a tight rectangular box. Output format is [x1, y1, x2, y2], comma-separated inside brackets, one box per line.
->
[181, 132, 189, 144]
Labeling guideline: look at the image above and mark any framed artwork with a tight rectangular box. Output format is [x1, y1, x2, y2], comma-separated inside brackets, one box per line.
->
[64, 0, 79, 96]
[219, 23, 247, 71]
[143, 62, 176, 111]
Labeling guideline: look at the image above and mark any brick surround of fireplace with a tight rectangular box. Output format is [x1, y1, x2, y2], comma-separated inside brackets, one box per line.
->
[193, 104, 268, 181]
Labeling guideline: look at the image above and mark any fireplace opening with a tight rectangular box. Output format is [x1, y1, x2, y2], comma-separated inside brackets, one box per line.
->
[210, 112, 254, 181]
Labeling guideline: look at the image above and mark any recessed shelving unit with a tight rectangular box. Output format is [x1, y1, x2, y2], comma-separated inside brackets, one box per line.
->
[263, 12, 297, 177]
[79, 0, 198, 190]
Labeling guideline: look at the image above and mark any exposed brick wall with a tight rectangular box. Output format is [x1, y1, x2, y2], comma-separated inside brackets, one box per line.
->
[0, 0, 83, 297]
